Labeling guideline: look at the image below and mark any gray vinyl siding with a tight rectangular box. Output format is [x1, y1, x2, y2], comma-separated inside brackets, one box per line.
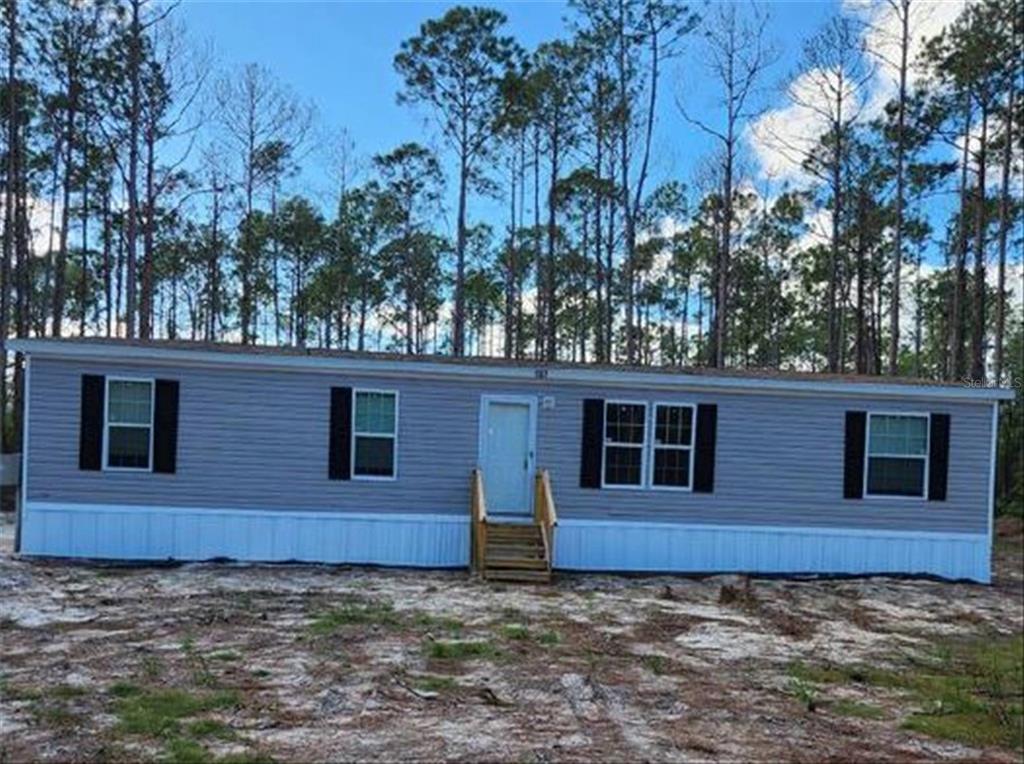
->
[26, 357, 993, 534]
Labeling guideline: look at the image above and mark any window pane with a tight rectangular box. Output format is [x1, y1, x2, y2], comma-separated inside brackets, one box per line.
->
[604, 445, 642, 485]
[655, 406, 693, 446]
[867, 456, 925, 497]
[108, 426, 150, 469]
[355, 392, 396, 435]
[869, 415, 927, 456]
[653, 448, 691, 487]
[108, 381, 152, 425]
[606, 403, 645, 444]
[354, 435, 395, 477]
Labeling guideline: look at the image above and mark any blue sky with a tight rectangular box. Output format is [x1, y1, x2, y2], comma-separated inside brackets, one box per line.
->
[178, 0, 841, 218]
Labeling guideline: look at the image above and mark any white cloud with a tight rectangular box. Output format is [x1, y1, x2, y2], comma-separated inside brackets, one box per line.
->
[747, 67, 865, 186]
[748, 1, 968, 186]
[848, 0, 968, 117]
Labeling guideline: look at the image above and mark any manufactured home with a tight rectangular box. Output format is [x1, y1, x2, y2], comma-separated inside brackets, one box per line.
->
[7, 338, 1013, 583]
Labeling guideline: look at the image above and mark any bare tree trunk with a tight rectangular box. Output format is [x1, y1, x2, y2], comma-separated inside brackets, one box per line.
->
[993, 90, 1013, 385]
[545, 127, 560, 362]
[532, 129, 542, 360]
[452, 128, 468, 357]
[122, 0, 143, 338]
[949, 97, 971, 381]
[103, 184, 113, 336]
[1, 0, 17, 454]
[79, 116, 90, 337]
[855, 188, 868, 374]
[887, 0, 910, 375]
[207, 182, 222, 341]
[271, 183, 282, 345]
[52, 60, 78, 337]
[140, 115, 157, 339]
[969, 104, 988, 382]
[827, 82, 844, 373]
[503, 151, 516, 360]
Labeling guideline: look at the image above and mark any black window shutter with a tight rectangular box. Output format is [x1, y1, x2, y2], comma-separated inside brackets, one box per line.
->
[79, 374, 105, 471]
[153, 380, 180, 474]
[329, 386, 353, 480]
[693, 404, 718, 493]
[928, 413, 951, 502]
[844, 411, 867, 499]
[579, 398, 604, 488]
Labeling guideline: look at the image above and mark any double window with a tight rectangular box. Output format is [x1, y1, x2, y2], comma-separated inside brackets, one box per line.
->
[104, 378, 154, 470]
[865, 413, 929, 498]
[352, 390, 398, 479]
[603, 401, 695, 490]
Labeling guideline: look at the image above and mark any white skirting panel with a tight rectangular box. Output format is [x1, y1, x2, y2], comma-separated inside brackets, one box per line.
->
[20, 502, 469, 567]
[554, 519, 991, 583]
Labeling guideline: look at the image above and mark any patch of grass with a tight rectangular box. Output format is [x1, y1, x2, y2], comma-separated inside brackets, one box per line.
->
[250, 669, 271, 679]
[49, 684, 87, 700]
[413, 613, 464, 633]
[187, 718, 237, 741]
[787, 677, 820, 712]
[538, 630, 561, 645]
[787, 661, 904, 689]
[0, 682, 41, 702]
[163, 736, 212, 764]
[789, 634, 1023, 749]
[308, 597, 397, 634]
[32, 704, 82, 727]
[425, 639, 497, 660]
[142, 654, 165, 680]
[110, 682, 142, 698]
[903, 712, 1013, 748]
[830, 699, 885, 720]
[500, 624, 530, 641]
[641, 655, 669, 676]
[114, 687, 240, 737]
[412, 674, 457, 693]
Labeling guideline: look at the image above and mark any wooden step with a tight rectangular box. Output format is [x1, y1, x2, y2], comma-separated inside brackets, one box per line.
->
[485, 541, 543, 554]
[487, 526, 541, 539]
[485, 568, 552, 583]
[483, 553, 548, 565]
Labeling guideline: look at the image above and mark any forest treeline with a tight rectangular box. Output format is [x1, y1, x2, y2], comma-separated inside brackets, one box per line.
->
[1, 0, 1021, 506]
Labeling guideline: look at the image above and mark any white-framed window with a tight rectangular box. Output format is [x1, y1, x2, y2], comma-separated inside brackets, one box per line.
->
[352, 389, 398, 480]
[104, 377, 154, 471]
[864, 413, 929, 498]
[650, 403, 695, 490]
[602, 401, 648, 488]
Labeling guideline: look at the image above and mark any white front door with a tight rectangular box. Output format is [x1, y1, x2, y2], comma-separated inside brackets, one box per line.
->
[479, 396, 536, 516]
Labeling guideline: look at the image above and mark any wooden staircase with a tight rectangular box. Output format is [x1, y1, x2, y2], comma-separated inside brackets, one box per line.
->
[483, 522, 549, 583]
[471, 469, 557, 584]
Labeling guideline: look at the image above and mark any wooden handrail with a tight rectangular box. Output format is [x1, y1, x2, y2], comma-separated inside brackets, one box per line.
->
[470, 468, 488, 575]
[534, 469, 558, 567]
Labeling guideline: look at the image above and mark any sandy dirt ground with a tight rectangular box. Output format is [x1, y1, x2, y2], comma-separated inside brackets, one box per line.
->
[1, 516, 1022, 763]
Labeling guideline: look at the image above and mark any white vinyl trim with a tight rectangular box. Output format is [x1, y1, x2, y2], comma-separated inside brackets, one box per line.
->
[9, 339, 1014, 403]
[649, 402, 696, 492]
[351, 388, 399, 481]
[102, 376, 155, 473]
[16, 355, 31, 552]
[987, 401, 999, 557]
[26, 500, 465, 523]
[601, 400, 649, 490]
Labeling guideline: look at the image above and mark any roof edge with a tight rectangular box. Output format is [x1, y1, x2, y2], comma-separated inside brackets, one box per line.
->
[7, 338, 1016, 402]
